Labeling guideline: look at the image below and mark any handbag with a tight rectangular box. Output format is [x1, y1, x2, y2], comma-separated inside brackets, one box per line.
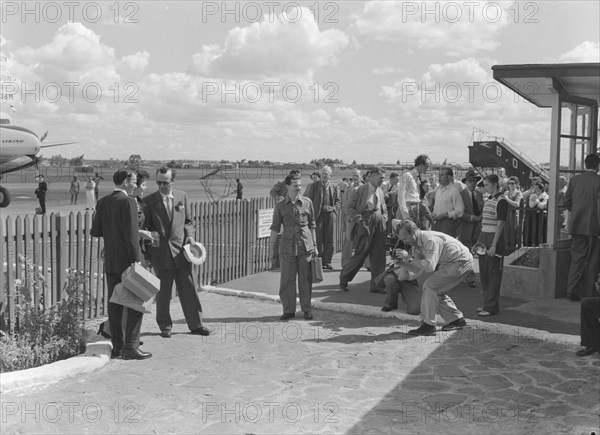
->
[311, 256, 323, 283]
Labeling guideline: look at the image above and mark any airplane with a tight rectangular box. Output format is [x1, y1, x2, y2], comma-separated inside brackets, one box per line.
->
[0, 111, 77, 207]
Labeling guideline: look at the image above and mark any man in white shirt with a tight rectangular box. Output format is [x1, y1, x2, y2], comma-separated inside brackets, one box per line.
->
[395, 220, 471, 336]
[432, 167, 464, 237]
[397, 154, 431, 228]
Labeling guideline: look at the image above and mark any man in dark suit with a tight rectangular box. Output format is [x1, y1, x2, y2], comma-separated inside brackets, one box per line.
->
[91, 170, 151, 360]
[143, 167, 209, 338]
[35, 174, 48, 214]
[562, 153, 600, 300]
[458, 170, 484, 287]
[339, 167, 388, 293]
[304, 165, 340, 269]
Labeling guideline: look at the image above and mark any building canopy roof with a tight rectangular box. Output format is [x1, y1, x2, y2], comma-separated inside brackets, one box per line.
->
[492, 63, 600, 107]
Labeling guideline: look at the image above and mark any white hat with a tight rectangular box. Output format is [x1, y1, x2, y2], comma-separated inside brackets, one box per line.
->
[183, 240, 207, 265]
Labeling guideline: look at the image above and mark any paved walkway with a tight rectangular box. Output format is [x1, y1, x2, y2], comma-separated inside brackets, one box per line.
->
[1, 290, 599, 434]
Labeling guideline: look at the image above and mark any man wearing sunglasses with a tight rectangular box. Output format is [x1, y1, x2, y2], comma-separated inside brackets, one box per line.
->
[143, 167, 210, 338]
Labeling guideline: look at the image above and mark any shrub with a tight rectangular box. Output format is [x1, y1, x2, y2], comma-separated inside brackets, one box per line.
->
[0, 257, 88, 373]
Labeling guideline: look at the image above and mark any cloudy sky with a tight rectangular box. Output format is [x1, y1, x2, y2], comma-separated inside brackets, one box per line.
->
[1, 1, 598, 165]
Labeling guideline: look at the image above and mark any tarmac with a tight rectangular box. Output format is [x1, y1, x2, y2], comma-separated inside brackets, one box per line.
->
[0, 252, 599, 434]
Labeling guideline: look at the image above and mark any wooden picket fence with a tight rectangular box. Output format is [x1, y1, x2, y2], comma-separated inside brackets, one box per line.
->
[0, 196, 345, 330]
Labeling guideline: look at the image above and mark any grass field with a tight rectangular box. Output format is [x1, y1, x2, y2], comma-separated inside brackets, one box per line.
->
[1, 166, 367, 218]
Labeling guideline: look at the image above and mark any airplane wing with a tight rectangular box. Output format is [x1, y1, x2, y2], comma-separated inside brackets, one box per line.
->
[40, 141, 78, 148]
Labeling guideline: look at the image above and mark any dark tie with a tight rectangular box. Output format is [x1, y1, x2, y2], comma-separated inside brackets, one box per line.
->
[472, 192, 480, 216]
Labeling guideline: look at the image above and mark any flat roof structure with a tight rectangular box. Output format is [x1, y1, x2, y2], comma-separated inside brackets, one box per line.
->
[492, 63, 600, 107]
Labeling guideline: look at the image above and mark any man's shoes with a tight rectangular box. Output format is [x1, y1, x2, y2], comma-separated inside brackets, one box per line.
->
[110, 348, 122, 359]
[122, 348, 152, 360]
[190, 326, 210, 336]
[478, 311, 492, 317]
[339, 281, 350, 292]
[381, 305, 398, 312]
[323, 264, 333, 270]
[303, 311, 313, 320]
[160, 330, 172, 338]
[567, 293, 581, 301]
[370, 288, 386, 294]
[441, 317, 467, 331]
[408, 322, 436, 336]
[576, 347, 599, 357]
[280, 313, 295, 320]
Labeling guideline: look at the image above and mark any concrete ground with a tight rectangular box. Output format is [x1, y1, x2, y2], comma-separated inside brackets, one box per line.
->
[1, 253, 598, 434]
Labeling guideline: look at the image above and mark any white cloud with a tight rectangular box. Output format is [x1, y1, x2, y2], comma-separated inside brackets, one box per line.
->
[559, 41, 600, 63]
[351, 1, 511, 56]
[380, 57, 551, 163]
[188, 8, 349, 83]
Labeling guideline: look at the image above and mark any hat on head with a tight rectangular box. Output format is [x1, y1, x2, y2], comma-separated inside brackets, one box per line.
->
[183, 240, 207, 265]
[462, 170, 482, 184]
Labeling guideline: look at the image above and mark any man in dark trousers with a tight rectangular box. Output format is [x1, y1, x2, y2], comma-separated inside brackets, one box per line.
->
[35, 174, 48, 214]
[458, 170, 484, 287]
[235, 178, 243, 200]
[339, 167, 388, 293]
[304, 165, 340, 269]
[561, 153, 600, 300]
[143, 167, 210, 338]
[91, 170, 151, 360]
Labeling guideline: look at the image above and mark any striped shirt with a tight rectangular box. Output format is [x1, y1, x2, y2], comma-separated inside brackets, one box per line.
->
[481, 193, 508, 233]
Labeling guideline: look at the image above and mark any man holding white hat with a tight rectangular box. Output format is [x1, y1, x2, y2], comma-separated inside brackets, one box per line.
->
[143, 167, 210, 338]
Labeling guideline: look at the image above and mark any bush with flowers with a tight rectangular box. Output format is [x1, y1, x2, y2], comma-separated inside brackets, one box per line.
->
[1, 256, 89, 373]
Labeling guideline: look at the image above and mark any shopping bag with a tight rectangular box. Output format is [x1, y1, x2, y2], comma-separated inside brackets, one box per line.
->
[109, 283, 152, 314]
[311, 257, 323, 283]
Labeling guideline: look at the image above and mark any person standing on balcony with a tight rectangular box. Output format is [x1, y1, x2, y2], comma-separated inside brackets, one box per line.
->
[561, 153, 600, 301]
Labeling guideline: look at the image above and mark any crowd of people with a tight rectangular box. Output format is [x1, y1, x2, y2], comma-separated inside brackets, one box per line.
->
[84, 152, 599, 361]
[267, 153, 600, 356]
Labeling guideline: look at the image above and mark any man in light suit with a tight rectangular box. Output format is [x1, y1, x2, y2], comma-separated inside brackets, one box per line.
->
[458, 170, 484, 287]
[561, 154, 600, 300]
[91, 170, 151, 360]
[304, 165, 340, 269]
[339, 167, 388, 293]
[143, 167, 210, 337]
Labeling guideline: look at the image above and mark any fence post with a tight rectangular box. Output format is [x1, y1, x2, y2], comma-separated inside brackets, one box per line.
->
[54, 213, 68, 301]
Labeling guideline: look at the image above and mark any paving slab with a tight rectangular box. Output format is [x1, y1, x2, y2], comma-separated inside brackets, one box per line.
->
[1, 291, 599, 435]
